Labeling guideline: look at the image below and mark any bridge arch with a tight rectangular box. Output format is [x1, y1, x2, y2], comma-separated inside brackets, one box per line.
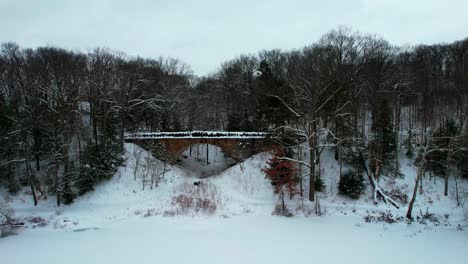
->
[171, 139, 239, 161]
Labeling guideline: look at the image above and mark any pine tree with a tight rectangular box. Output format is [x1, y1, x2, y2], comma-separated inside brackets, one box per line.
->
[61, 181, 75, 205]
[0, 101, 19, 194]
[77, 141, 124, 196]
[315, 176, 325, 192]
[256, 60, 295, 128]
[370, 99, 397, 176]
[338, 171, 365, 199]
[405, 128, 414, 158]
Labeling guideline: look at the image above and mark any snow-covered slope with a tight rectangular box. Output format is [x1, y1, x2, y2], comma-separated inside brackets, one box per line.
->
[3, 142, 467, 231]
[2, 143, 468, 264]
[2, 143, 277, 230]
[314, 149, 467, 226]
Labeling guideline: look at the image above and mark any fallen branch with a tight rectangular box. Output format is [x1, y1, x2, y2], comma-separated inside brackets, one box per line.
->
[369, 172, 400, 209]
[0, 222, 25, 227]
[277, 156, 311, 168]
[0, 207, 24, 228]
[360, 154, 400, 209]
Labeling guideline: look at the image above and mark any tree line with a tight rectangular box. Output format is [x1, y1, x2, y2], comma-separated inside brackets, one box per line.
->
[0, 44, 192, 205]
[1, 27, 467, 212]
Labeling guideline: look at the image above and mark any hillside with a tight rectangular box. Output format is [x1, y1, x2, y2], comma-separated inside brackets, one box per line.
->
[3, 142, 467, 227]
[1, 143, 467, 263]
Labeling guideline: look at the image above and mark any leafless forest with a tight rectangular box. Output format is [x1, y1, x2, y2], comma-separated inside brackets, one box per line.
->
[0, 27, 467, 216]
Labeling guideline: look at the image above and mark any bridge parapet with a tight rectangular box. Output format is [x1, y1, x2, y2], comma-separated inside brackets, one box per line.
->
[124, 131, 268, 140]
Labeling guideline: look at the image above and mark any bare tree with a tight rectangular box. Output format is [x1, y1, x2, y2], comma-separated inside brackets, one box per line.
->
[406, 127, 465, 219]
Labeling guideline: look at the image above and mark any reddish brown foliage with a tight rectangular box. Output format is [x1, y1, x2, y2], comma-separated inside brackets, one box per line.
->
[263, 147, 298, 199]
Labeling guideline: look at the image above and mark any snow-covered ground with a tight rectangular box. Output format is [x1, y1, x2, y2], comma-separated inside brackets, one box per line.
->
[2, 215, 467, 264]
[1, 143, 467, 263]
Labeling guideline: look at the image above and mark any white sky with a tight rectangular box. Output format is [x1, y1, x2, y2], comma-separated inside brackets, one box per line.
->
[1, 0, 467, 76]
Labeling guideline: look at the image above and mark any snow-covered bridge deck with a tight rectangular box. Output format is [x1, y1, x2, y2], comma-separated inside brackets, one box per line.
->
[124, 131, 270, 163]
[124, 131, 268, 140]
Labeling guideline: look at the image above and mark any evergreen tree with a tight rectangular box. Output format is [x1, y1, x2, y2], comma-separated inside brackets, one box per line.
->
[405, 128, 414, 158]
[77, 142, 124, 196]
[61, 181, 76, 205]
[0, 101, 19, 194]
[338, 171, 365, 199]
[315, 176, 325, 192]
[456, 135, 468, 178]
[370, 99, 397, 176]
[256, 60, 295, 129]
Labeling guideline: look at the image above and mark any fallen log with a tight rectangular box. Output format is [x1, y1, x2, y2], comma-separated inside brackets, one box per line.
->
[0, 221, 25, 227]
[360, 154, 400, 209]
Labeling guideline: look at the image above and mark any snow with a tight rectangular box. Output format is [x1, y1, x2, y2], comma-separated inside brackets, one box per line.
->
[178, 144, 237, 177]
[1, 143, 467, 263]
[3, 143, 276, 227]
[1, 215, 467, 264]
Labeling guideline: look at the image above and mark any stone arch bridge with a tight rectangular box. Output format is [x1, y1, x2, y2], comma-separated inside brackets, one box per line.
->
[124, 131, 274, 163]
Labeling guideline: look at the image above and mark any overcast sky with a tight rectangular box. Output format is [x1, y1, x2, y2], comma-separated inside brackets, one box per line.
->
[1, 0, 467, 76]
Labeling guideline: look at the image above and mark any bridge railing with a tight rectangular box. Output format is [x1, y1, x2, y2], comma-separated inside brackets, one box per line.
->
[124, 131, 268, 139]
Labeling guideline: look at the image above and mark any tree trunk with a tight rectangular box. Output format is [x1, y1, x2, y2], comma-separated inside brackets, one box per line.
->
[35, 153, 40, 172]
[339, 145, 343, 180]
[281, 189, 286, 214]
[455, 169, 460, 206]
[150, 169, 154, 190]
[25, 154, 38, 206]
[8, 155, 12, 187]
[445, 139, 452, 196]
[407, 163, 423, 219]
[444, 170, 449, 196]
[64, 147, 70, 189]
[90, 100, 99, 150]
[318, 153, 321, 179]
[394, 93, 400, 178]
[120, 116, 125, 147]
[308, 136, 316, 202]
[298, 142, 303, 197]
[206, 143, 209, 165]
[55, 159, 61, 207]
[419, 166, 424, 194]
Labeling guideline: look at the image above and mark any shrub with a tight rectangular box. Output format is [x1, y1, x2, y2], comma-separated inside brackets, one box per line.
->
[338, 171, 365, 199]
[364, 210, 404, 224]
[166, 181, 221, 216]
[315, 176, 325, 192]
[171, 194, 217, 215]
[26, 216, 48, 228]
[272, 203, 293, 217]
[61, 182, 76, 205]
[388, 184, 408, 204]
[416, 209, 441, 225]
[0, 197, 15, 237]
